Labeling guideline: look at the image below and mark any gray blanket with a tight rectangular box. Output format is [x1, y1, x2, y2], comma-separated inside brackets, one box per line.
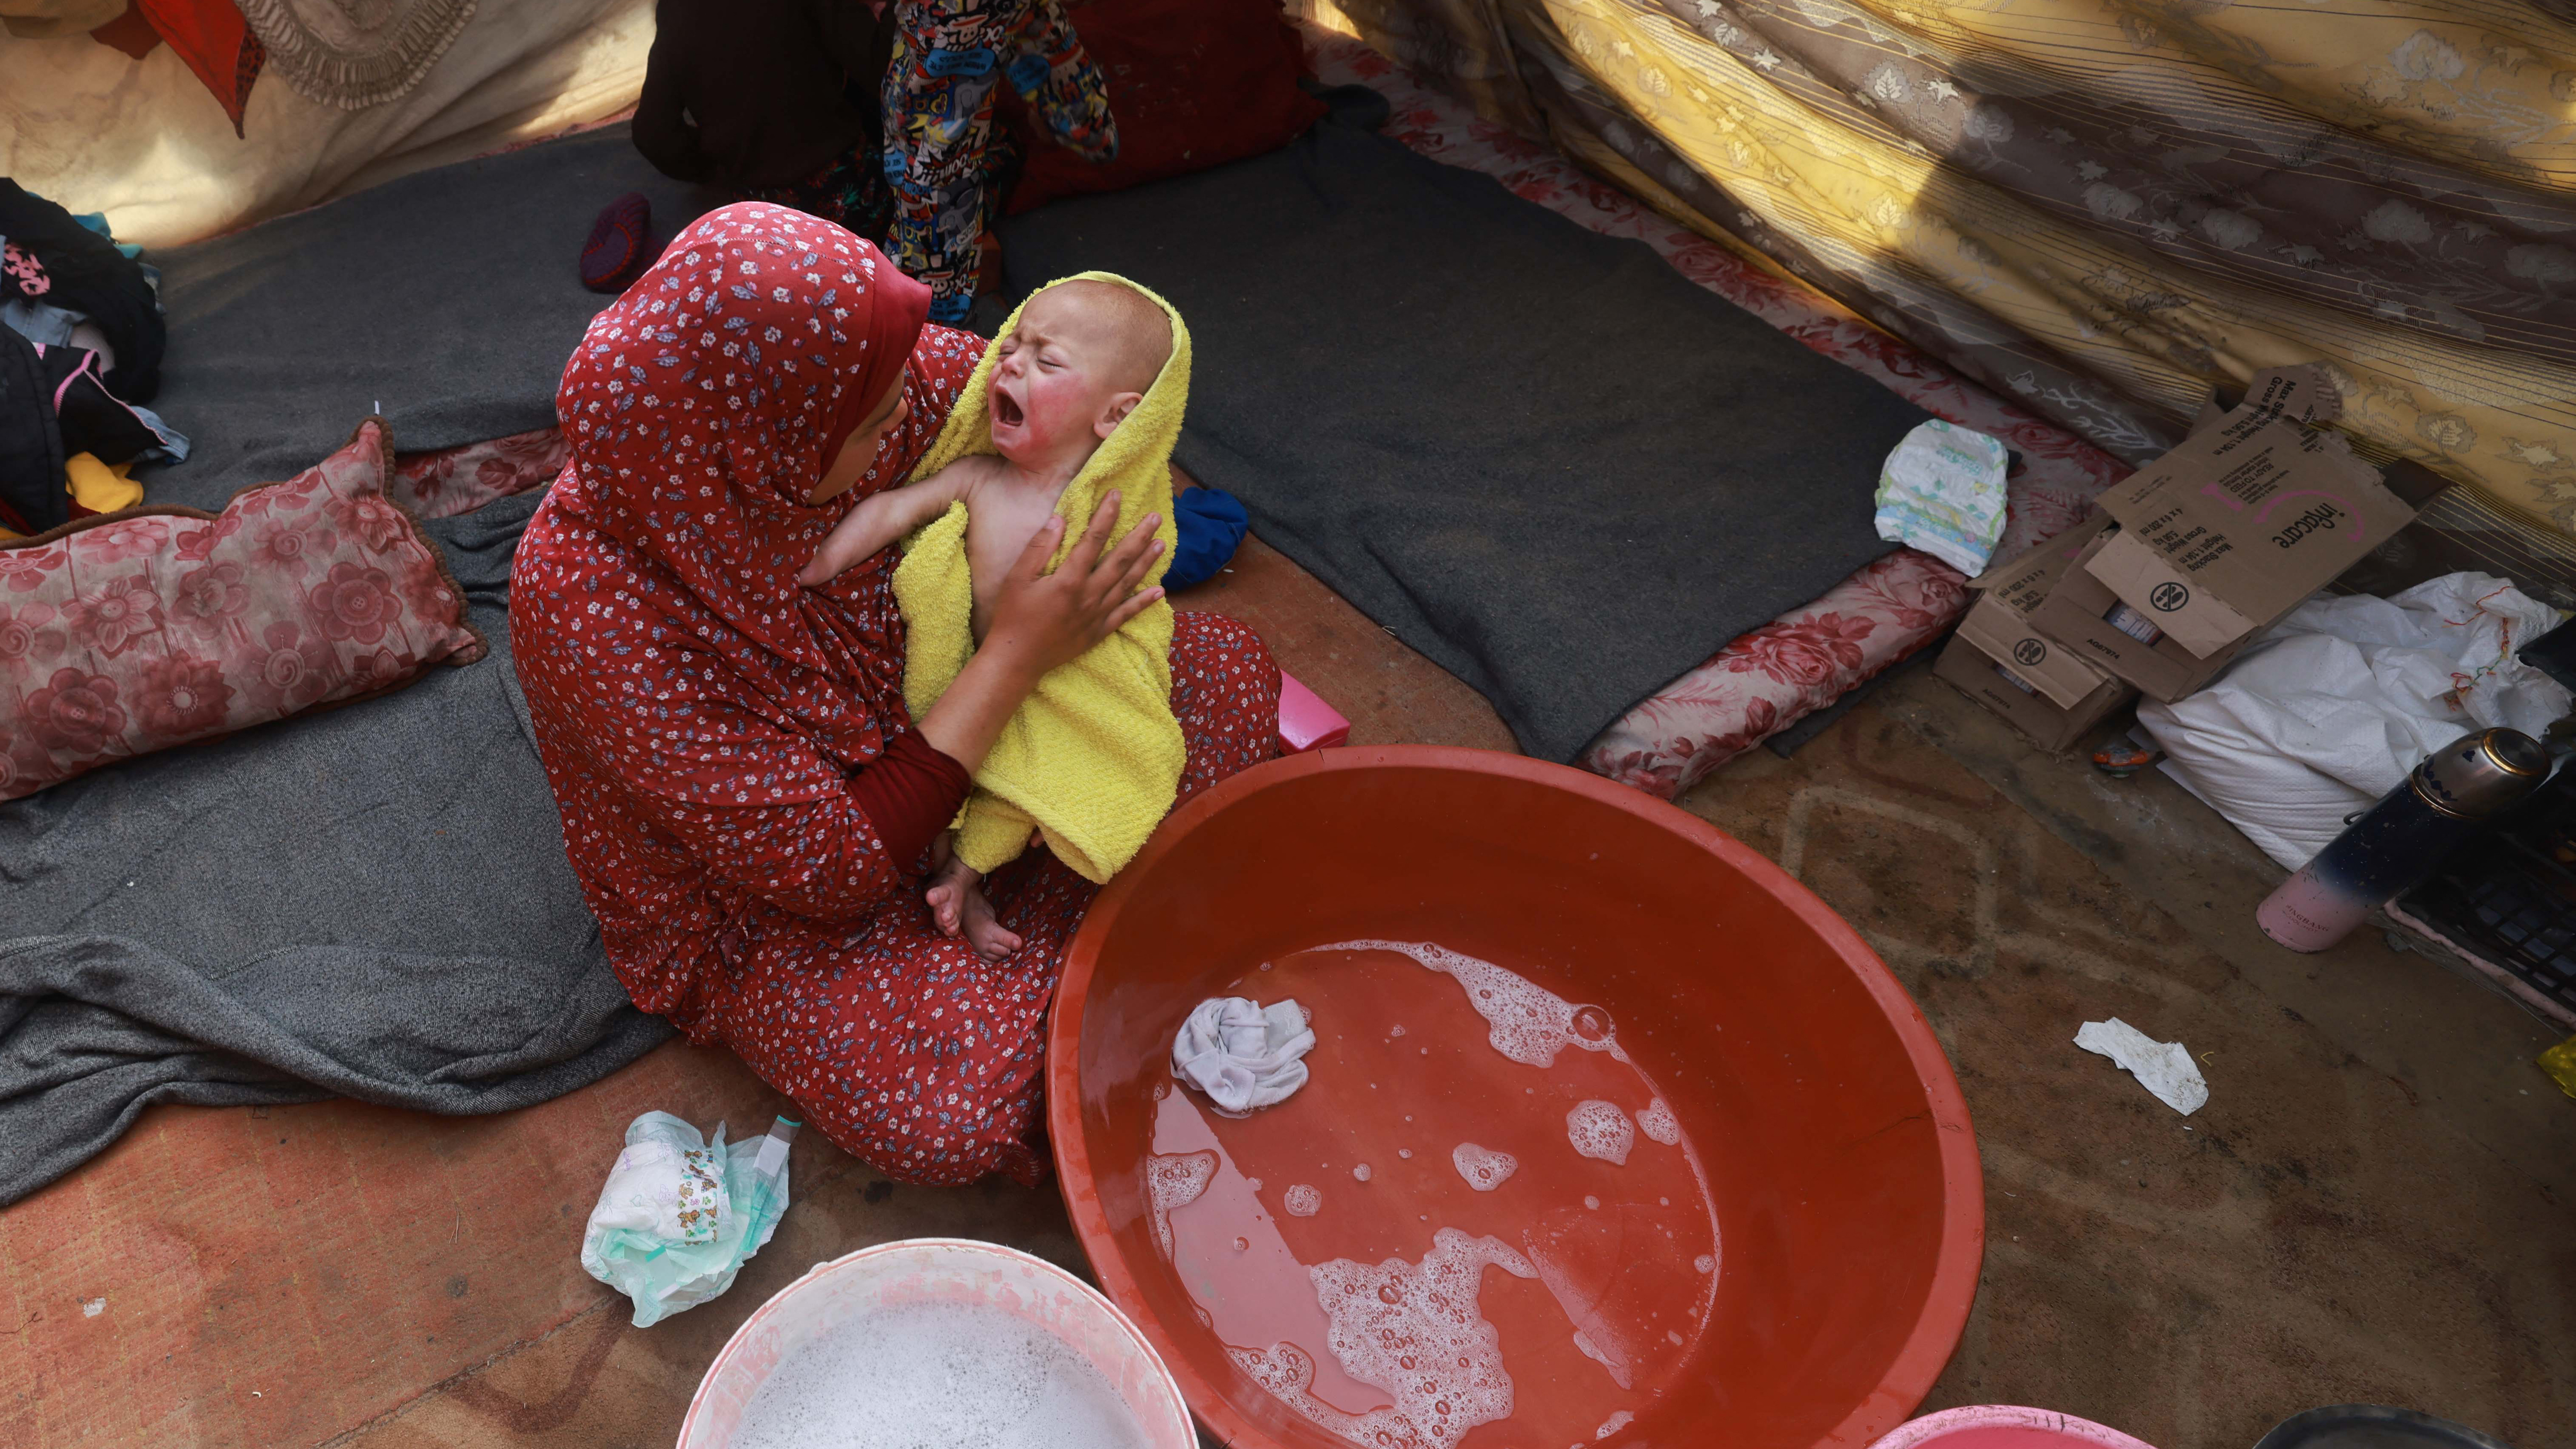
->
[0, 492, 670, 1208]
[139, 129, 720, 511]
[999, 90, 1928, 762]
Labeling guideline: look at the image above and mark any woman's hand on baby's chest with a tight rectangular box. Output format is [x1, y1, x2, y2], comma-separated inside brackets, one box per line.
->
[963, 473, 1073, 637]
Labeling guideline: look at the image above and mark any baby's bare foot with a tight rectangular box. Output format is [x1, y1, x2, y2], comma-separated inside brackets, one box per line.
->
[957, 877, 1024, 962]
[924, 877, 964, 937]
[924, 849, 974, 938]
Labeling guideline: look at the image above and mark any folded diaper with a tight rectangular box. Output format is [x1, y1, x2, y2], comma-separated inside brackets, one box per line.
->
[1873, 419, 2010, 576]
[1173, 997, 1315, 1113]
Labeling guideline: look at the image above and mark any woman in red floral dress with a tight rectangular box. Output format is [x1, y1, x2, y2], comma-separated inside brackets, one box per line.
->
[510, 204, 1279, 1185]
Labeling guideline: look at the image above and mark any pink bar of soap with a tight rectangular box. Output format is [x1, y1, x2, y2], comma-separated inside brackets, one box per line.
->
[1276, 670, 1351, 753]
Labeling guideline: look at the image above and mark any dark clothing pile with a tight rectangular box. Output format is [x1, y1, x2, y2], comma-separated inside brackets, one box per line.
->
[1, 180, 164, 403]
[0, 181, 177, 536]
[633, 0, 894, 192]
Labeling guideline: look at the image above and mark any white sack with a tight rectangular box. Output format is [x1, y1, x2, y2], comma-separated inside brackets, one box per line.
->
[2137, 573, 2568, 869]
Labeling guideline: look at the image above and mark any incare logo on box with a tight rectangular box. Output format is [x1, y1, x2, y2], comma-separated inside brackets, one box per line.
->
[2085, 364, 2415, 660]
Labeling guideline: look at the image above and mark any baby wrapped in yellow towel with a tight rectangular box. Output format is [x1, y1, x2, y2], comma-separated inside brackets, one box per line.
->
[800, 274, 1187, 958]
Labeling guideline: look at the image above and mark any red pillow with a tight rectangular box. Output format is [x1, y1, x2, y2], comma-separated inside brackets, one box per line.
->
[1003, 0, 1328, 215]
[0, 417, 486, 802]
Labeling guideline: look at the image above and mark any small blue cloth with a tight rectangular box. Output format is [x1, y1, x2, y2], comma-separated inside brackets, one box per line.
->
[72, 212, 143, 260]
[1167, 487, 1250, 590]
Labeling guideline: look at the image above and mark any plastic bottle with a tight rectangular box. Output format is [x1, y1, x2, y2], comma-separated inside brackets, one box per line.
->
[2258, 729, 2549, 953]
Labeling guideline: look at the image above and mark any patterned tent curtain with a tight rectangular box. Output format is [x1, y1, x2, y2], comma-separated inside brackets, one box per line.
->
[1317, 0, 2576, 543]
[238, 0, 477, 111]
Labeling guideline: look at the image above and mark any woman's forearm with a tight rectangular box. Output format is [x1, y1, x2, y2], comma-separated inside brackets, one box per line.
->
[911, 643, 1043, 772]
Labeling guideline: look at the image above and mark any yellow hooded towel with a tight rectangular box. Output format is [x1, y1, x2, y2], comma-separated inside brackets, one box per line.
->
[889, 273, 1189, 884]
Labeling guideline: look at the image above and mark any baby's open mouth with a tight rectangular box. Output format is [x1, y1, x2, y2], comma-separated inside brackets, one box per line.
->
[992, 388, 1026, 428]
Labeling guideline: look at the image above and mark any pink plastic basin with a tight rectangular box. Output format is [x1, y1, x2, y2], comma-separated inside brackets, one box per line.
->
[678, 1237, 1195, 1448]
[1870, 1405, 2161, 1449]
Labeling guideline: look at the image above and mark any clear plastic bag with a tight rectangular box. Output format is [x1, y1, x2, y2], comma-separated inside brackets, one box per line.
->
[580, 1111, 799, 1327]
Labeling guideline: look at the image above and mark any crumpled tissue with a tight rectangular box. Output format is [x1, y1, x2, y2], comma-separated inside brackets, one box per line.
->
[2075, 1018, 2208, 1116]
[1874, 419, 2010, 576]
[581, 1112, 797, 1327]
[1173, 997, 1315, 1113]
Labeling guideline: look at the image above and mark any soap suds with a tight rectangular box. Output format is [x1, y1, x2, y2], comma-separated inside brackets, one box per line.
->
[1565, 1101, 1635, 1165]
[1305, 1229, 1537, 1449]
[730, 1301, 1147, 1449]
[1635, 1099, 1681, 1146]
[1450, 1143, 1519, 1192]
[1571, 1330, 1631, 1390]
[1284, 1184, 1323, 1217]
[1146, 1150, 1217, 1258]
[1319, 940, 1624, 1067]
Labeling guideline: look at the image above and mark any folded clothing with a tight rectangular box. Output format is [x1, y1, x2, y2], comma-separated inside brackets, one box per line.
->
[1172, 996, 1315, 1113]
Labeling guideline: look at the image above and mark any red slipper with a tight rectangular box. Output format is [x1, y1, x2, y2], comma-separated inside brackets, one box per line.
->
[581, 192, 664, 294]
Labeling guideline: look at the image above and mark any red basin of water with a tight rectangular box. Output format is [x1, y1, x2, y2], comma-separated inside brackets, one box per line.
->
[1048, 746, 1982, 1449]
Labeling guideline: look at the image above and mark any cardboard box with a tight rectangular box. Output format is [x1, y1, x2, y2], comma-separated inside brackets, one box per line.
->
[1946, 524, 2138, 747]
[2032, 526, 2252, 700]
[1970, 511, 2110, 616]
[1952, 590, 2115, 713]
[1934, 620, 2131, 751]
[2085, 364, 2417, 660]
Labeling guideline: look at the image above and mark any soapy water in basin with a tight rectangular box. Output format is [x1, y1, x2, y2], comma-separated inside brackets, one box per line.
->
[1635, 1099, 1681, 1146]
[1229, 1230, 1536, 1449]
[1318, 940, 1627, 1068]
[1451, 1143, 1519, 1192]
[1150, 941, 1723, 1448]
[1146, 1150, 1218, 1257]
[1565, 1101, 1634, 1165]
[728, 1301, 1146, 1449]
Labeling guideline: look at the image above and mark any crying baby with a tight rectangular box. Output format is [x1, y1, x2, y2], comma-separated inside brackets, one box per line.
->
[802, 276, 1186, 959]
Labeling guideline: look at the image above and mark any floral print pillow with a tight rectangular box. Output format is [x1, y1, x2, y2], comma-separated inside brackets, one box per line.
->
[0, 418, 485, 802]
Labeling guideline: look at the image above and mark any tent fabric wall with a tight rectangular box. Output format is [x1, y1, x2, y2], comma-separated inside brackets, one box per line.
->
[1, 0, 652, 247]
[1312, 0, 2576, 541]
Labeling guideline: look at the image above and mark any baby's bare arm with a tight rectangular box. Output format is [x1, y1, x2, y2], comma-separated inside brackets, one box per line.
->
[798, 467, 969, 586]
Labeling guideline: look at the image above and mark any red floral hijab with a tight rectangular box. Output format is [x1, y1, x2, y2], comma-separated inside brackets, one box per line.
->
[550, 204, 941, 779]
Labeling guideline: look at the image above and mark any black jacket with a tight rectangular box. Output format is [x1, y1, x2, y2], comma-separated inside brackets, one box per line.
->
[0, 180, 166, 404]
[632, 0, 893, 190]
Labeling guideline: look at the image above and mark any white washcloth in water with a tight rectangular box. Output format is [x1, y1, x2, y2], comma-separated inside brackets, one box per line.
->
[1173, 997, 1315, 1112]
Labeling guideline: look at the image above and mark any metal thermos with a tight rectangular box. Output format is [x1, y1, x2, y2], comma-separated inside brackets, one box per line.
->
[2257, 727, 2552, 953]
